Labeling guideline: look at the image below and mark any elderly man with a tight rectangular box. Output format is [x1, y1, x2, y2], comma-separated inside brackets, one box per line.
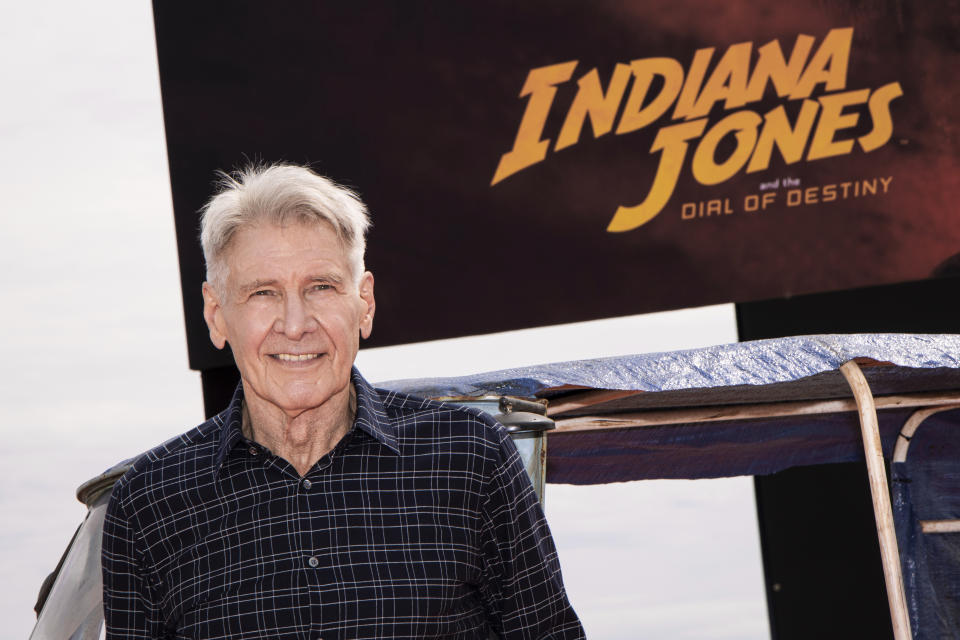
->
[102, 164, 585, 639]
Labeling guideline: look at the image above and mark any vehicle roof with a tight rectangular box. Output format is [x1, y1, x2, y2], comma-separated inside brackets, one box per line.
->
[381, 334, 960, 483]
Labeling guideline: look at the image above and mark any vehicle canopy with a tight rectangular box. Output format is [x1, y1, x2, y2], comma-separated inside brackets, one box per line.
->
[382, 333, 960, 483]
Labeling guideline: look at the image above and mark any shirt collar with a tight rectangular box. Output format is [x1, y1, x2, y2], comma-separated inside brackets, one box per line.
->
[351, 367, 401, 455]
[213, 366, 400, 472]
[213, 383, 247, 471]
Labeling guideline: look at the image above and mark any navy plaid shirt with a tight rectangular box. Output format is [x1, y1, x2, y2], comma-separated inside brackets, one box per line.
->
[102, 369, 584, 639]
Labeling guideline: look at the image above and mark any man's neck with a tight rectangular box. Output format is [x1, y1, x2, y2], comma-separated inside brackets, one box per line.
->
[242, 385, 357, 477]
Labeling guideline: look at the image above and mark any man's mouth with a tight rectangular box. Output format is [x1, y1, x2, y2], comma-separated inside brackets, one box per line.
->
[272, 353, 321, 362]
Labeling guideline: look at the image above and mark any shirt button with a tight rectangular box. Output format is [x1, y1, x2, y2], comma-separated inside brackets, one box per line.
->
[308, 556, 319, 568]
[302, 479, 312, 490]
[248, 446, 258, 456]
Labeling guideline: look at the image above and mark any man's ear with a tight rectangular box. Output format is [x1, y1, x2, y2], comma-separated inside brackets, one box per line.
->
[358, 271, 376, 340]
[202, 282, 228, 350]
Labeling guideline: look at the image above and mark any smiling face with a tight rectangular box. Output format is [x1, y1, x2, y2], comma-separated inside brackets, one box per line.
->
[202, 220, 375, 419]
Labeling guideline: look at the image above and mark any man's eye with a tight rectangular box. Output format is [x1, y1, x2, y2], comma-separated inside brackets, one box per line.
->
[311, 284, 332, 292]
[252, 290, 274, 297]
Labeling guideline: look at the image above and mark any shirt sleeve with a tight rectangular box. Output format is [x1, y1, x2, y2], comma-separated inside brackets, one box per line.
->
[102, 480, 165, 639]
[478, 429, 586, 639]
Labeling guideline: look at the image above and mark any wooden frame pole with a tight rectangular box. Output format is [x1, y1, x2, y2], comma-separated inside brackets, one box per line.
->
[550, 390, 960, 433]
[839, 360, 912, 640]
[892, 404, 960, 463]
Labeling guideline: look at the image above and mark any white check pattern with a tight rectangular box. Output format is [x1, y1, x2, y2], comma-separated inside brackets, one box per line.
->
[102, 369, 584, 639]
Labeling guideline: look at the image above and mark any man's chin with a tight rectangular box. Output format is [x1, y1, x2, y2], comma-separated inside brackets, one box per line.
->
[270, 385, 347, 416]
[242, 373, 351, 415]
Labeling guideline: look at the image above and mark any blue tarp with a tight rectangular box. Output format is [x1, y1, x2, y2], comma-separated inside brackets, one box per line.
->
[892, 409, 960, 640]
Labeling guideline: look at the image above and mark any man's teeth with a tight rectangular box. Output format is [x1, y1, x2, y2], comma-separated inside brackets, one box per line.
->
[275, 353, 320, 362]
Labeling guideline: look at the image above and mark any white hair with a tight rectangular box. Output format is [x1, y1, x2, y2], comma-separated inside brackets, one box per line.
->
[199, 163, 371, 293]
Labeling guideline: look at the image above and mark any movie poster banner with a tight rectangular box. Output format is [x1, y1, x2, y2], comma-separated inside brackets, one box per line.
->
[153, 1, 960, 369]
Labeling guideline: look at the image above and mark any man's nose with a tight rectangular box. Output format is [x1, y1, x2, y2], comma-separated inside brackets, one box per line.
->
[276, 293, 318, 339]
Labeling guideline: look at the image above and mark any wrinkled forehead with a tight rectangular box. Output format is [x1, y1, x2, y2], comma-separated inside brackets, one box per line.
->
[224, 217, 347, 257]
[221, 219, 353, 276]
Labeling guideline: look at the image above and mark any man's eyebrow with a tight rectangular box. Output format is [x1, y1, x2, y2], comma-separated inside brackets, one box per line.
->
[309, 274, 345, 286]
[238, 279, 278, 293]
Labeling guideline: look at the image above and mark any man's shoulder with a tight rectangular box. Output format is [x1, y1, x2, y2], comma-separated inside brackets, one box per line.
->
[111, 413, 225, 506]
[375, 387, 511, 452]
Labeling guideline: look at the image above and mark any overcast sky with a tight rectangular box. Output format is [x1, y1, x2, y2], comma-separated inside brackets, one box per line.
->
[0, 1, 767, 638]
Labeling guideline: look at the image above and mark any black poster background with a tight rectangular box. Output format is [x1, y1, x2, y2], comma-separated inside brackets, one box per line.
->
[153, 1, 960, 370]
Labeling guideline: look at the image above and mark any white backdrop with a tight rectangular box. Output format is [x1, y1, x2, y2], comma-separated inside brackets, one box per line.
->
[0, 1, 768, 637]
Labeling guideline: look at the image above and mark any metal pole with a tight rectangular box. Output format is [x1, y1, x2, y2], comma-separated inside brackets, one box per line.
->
[839, 360, 912, 640]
